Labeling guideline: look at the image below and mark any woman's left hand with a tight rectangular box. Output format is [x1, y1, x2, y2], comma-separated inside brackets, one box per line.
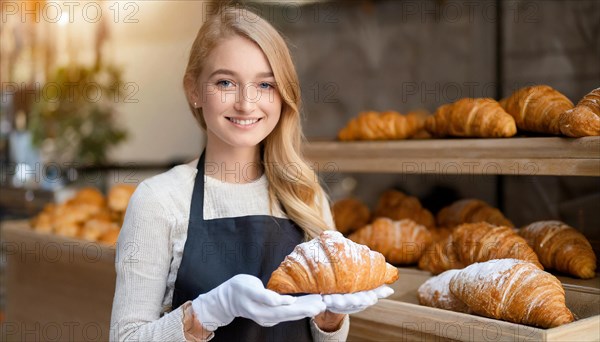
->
[321, 285, 394, 314]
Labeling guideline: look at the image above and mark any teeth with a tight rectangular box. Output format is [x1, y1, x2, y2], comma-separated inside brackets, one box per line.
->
[229, 118, 259, 126]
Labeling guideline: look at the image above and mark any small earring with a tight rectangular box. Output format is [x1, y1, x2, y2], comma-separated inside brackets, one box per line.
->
[194, 102, 197, 107]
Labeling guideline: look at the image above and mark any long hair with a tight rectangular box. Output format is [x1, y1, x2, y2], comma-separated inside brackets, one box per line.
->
[183, 6, 329, 238]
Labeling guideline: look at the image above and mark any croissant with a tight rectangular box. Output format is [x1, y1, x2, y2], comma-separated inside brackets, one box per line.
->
[418, 235, 464, 275]
[267, 230, 399, 294]
[108, 184, 136, 212]
[29, 186, 127, 244]
[502, 85, 574, 134]
[520, 220, 597, 279]
[338, 111, 422, 141]
[429, 226, 452, 242]
[418, 222, 542, 274]
[70, 187, 106, 207]
[54, 221, 80, 238]
[425, 98, 517, 138]
[374, 190, 435, 229]
[436, 199, 514, 228]
[331, 198, 371, 235]
[348, 218, 433, 265]
[81, 219, 119, 242]
[31, 211, 54, 234]
[559, 87, 600, 137]
[450, 259, 574, 328]
[98, 227, 120, 246]
[452, 222, 542, 269]
[417, 269, 471, 313]
[406, 110, 431, 139]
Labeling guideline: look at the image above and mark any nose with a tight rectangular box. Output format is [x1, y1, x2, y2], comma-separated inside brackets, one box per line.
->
[233, 83, 258, 113]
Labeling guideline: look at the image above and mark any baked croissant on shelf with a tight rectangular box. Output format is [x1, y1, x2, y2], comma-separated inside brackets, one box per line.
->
[417, 269, 471, 314]
[418, 222, 542, 274]
[428, 226, 452, 242]
[519, 220, 597, 279]
[436, 199, 514, 229]
[331, 198, 371, 235]
[267, 230, 399, 294]
[348, 218, 433, 265]
[425, 98, 517, 138]
[29, 185, 135, 245]
[449, 259, 574, 328]
[418, 235, 464, 275]
[374, 190, 436, 229]
[452, 222, 542, 268]
[502, 85, 574, 135]
[405, 110, 432, 139]
[559, 87, 600, 137]
[338, 110, 422, 141]
[108, 184, 137, 226]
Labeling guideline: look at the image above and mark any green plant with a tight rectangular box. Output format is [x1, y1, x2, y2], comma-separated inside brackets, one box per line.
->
[28, 64, 128, 165]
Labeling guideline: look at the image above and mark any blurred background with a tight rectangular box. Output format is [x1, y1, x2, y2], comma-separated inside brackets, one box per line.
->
[0, 0, 599, 340]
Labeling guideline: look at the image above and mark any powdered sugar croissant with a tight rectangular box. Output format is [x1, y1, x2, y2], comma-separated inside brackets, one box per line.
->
[417, 269, 471, 313]
[267, 231, 399, 294]
[450, 259, 574, 328]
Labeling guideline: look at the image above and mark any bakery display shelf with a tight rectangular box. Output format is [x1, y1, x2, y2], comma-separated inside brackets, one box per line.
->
[0, 220, 116, 256]
[303, 136, 600, 176]
[1, 220, 116, 341]
[348, 267, 600, 342]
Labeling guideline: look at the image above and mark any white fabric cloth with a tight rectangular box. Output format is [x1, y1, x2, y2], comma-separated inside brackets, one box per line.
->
[109, 159, 349, 341]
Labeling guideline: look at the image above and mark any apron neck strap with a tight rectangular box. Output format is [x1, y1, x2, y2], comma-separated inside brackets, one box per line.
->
[189, 151, 206, 222]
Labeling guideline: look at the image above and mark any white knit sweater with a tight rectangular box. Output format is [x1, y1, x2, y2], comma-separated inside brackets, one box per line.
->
[109, 159, 349, 341]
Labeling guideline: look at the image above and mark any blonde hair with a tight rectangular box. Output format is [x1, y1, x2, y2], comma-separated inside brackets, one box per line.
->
[183, 6, 329, 238]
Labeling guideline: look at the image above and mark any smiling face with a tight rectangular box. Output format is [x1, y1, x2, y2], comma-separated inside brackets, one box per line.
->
[194, 35, 282, 154]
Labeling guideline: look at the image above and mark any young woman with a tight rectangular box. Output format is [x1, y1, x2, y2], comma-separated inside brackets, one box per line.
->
[110, 6, 392, 341]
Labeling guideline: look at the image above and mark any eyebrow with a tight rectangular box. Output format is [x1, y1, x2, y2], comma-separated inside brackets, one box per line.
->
[208, 69, 274, 79]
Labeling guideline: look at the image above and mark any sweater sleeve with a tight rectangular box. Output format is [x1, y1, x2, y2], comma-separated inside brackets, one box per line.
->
[110, 182, 188, 341]
[310, 315, 350, 342]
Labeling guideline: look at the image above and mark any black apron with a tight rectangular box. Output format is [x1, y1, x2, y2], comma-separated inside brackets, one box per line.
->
[172, 152, 312, 342]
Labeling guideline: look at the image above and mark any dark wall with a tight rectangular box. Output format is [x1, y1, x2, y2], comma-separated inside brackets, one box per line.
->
[250, 0, 600, 238]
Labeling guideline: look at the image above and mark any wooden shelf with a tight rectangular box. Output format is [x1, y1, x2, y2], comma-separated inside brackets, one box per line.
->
[303, 137, 600, 176]
[1, 220, 116, 341]
[348, 267, 600, 342]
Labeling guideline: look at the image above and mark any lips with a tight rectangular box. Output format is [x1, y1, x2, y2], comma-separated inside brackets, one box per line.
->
[226, 117, 262, 126]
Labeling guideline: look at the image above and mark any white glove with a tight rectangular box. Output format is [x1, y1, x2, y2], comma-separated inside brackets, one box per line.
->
[322, 285, 394, 314]
[191, 274, 326, 331]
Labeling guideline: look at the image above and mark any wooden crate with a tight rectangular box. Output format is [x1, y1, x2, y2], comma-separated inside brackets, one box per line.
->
[348, 268, 600, 342]
[1, 220, 116, 342]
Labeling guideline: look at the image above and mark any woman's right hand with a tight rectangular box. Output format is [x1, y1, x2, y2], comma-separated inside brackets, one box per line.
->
[191, 274, 326, 331]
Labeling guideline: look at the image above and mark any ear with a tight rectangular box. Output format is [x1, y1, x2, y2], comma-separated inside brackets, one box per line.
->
[184, 74, 200, 107]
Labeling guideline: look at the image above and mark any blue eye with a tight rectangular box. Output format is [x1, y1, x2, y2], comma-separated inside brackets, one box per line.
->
[216, 80, 233, 88]
[258, 82, 272, 89]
